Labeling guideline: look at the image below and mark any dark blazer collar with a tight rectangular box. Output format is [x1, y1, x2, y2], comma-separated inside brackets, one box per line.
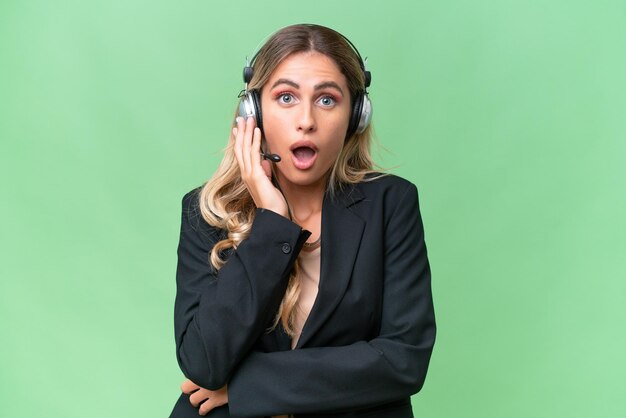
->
[327, 181, 366, 208]
[293, 182, 367, 348]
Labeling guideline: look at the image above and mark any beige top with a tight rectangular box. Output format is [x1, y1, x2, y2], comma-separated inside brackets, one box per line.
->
[272, 243, 321, 418]
[291, 243, 321, 348]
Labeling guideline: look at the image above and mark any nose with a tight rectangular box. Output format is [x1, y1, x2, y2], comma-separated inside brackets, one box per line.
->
[296, 103, 316, 133]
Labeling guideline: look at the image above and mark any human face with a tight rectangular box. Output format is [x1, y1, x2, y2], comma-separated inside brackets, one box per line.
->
[260, 51, 351, 189]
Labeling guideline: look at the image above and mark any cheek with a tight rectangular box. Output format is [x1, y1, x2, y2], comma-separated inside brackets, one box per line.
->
[328, 118, 350, 150]
[320, 138, 346, 171]
[318, 114, 350, 163]
[262, 118, 289, 150]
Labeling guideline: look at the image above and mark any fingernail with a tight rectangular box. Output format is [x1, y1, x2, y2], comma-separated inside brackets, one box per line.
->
[235, 117, 242, 123]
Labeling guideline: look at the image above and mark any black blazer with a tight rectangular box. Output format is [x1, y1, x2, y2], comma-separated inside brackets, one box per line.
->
[170, 174, 436, 418]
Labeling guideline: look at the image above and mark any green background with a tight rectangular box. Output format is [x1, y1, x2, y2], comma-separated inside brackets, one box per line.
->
[1, 1, 624, 417]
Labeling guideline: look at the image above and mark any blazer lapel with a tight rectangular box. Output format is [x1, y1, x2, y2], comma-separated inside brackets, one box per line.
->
[295, 184, 365, 348]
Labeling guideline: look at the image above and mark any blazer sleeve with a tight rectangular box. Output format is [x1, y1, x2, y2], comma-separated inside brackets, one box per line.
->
[174, 189, 310, 390]
[227, 183, 436, 417]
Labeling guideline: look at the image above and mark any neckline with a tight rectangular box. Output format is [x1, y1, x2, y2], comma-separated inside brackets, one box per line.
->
[302, 236, 321, 251]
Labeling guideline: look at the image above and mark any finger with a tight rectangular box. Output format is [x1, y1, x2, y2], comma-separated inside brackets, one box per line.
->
[189, 389, 210, 407]
[198, 399, 215, 416]
[251, 127, 262, 169]
[181, 379, 200, 394]
[241, 116, 256, 175]
[229, 123, 237, 145]
[233, 118, 244, 172]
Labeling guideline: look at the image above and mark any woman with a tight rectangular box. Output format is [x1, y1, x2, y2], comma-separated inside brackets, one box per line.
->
[170, 24, 436, 418]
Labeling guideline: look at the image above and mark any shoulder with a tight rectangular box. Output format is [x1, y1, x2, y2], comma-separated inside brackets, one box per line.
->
[357, 172, 418, 202]
[179, 186, 225, 243]
[354, 174, 425, 236]
[181, 186, 203, 225]
[182, 186, 202, 210]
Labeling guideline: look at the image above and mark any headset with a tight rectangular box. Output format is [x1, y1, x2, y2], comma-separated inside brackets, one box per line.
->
[237, 25, 372, 140]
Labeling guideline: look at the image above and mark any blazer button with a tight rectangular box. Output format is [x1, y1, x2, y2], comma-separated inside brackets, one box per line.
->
[281, 243, 291, 254]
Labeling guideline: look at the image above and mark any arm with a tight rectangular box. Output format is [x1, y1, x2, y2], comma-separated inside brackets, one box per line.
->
[174, 189, 310, 390]
[227, 183, 436, 417]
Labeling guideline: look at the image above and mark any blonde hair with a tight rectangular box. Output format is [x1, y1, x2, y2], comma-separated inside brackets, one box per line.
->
[199, 24, 380, 336]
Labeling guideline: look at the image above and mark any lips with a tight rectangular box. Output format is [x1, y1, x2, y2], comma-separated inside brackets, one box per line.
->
[290, 141, 318, 170]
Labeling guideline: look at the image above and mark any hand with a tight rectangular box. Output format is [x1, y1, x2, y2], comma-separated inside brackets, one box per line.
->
[233, 116, 288, 218]
[181, 379, 228, 416]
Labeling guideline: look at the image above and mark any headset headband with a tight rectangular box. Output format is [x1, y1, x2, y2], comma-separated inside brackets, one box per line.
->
[243, 24, 371, 89]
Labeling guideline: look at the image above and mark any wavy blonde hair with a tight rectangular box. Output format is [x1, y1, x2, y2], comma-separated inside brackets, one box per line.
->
[199, 24, 380, 336]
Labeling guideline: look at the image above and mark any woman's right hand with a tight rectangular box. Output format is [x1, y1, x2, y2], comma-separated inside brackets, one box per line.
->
[181, 379, 228, 416]
[233, 116, 289, 218]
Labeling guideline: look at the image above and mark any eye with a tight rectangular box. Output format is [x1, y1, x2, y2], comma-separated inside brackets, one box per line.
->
[318, 95, 336, 107]
[277, 93, 295, 104]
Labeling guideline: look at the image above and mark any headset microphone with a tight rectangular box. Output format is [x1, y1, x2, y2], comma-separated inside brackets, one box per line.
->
[261, 152, 281, 163]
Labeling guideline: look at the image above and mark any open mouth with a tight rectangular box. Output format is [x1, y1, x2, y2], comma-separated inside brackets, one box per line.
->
[290, 141, 318, 170]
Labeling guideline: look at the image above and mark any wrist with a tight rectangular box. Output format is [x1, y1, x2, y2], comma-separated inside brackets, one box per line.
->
[260, 206, 289, 219]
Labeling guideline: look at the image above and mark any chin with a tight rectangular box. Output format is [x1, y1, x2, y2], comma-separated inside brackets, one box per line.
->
[277, 168, 331, 188]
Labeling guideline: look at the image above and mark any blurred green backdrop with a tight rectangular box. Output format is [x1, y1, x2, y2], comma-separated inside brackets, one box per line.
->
[1, 0, 624, 417]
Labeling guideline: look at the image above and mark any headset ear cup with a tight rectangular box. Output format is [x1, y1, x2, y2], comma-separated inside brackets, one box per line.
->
[238, 92, 253, 119]
[347, 93, 364, 139]
[237, 90, 263, 133]
[356, 93, 372, 134]
[250, 90, 263, 133]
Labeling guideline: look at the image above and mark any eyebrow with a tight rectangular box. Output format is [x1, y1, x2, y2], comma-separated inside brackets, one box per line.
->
[270, 78, 344, 96]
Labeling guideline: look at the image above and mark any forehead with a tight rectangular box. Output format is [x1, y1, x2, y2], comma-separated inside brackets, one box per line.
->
[265, 51, 347, 87]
